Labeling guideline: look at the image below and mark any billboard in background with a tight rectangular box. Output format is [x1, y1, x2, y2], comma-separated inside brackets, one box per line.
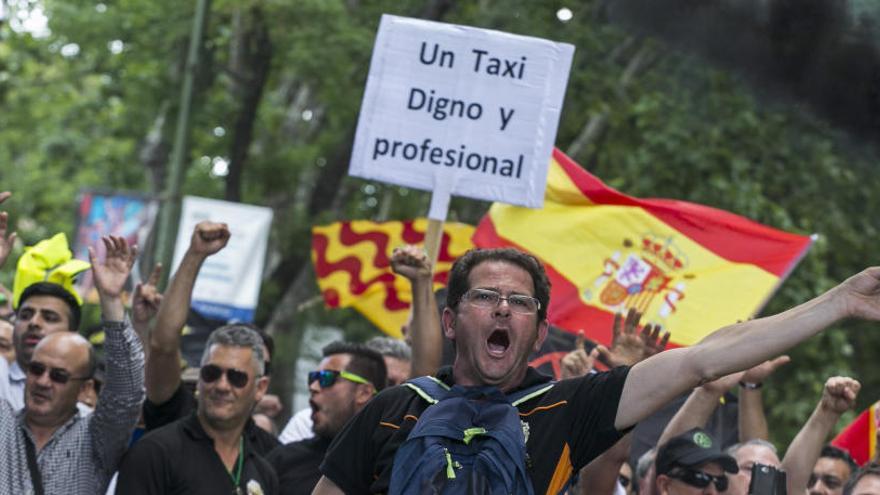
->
[73, 191, 159, 303]
[170, 196, 273, 323]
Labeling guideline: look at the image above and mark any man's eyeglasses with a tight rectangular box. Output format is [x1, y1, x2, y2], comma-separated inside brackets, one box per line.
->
[308, 369, 372, 389]
[808, 473, 843, 490]
[668, 468, 728, 492]
[27, 361, 90, 385]
[199, 364, 253, 389]
[461, 288, 541, 315]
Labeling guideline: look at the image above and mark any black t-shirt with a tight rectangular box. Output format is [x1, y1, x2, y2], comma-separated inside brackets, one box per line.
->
[143, 382, 281, 456]
[116, 412, 279, 495]
[320, 365, 631, 494]
[266, 435, 333, 495]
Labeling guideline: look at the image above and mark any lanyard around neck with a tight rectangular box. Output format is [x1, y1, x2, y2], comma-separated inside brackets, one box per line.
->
[228, 436, 244, 490]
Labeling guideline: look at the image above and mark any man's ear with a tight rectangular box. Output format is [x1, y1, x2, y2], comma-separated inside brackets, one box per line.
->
[442, 307, 456, 340]
[655, 474, 670, 495]
[77, 379, 96, 406]
[533, 319, 549, 352]
[354, 383, 374, 409]
[254, 376, 269, 403]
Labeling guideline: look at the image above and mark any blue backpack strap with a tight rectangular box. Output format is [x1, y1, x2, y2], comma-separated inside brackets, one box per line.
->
[403, 376, 451, 405]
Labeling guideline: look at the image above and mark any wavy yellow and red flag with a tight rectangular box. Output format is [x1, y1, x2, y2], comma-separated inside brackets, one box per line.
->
[473, 148, 814, 347]
[832, 401, 879, 465]
[311, 219, 475, 338]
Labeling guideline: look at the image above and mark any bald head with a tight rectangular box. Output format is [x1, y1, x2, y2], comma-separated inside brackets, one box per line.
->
[26, 332, 94, 429]
[34, 332, 93, 375]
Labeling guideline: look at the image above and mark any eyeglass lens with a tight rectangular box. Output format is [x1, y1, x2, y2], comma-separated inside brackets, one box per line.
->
[27, 361, 73, 384]
[308, 370, 339, 388]
[465, 288, 539, 313]
[200, 364, 250, 388]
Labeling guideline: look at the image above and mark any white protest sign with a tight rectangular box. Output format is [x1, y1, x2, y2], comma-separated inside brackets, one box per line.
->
[170, 196, 273, 322]
[349, 15, 574, 218]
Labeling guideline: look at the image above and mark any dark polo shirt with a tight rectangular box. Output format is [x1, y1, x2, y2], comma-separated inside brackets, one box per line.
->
[321, 365, 630, 494]
[116, 412, 278, 495]
[143, 382, 281, 456]
[267, 435, 333, 495]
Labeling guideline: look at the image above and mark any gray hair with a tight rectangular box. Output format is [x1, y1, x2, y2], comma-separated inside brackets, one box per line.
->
[366, 336, 412, 362]
[636, 448, 657, 479]
[200, 324, 266, 376]
[726, 439, 778, 458]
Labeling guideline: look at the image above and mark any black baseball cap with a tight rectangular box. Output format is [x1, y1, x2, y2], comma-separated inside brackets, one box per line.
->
[656, 428, 739, 475]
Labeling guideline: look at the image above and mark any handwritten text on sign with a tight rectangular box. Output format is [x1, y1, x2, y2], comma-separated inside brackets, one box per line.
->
[349, 15, 574, 209]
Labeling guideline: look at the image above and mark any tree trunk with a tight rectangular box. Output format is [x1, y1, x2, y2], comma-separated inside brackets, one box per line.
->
[225, 6, 273, 202]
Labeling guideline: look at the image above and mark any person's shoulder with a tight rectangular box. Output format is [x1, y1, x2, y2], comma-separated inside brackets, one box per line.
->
[133, 415, 191, 453]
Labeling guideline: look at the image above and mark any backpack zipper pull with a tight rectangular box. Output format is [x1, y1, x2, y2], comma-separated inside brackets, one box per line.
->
[444, 448, 456, 479]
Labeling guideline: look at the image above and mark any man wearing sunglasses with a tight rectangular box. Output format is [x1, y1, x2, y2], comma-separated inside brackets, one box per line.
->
[656, 428, 738, 494]
[139, 221, 281, 457]
[117, 324, 278, 495]
[0, 282, 82, 411]
[0, 235, 145, 494]
[268, 341, 386, 495]
[313, 248, 880, 494]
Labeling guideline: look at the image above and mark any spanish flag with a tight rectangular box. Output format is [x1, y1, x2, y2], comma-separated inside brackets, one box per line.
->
[832, 401, 879, 465]
[474, 149, 814, 346]
[311, 219, 475, 338]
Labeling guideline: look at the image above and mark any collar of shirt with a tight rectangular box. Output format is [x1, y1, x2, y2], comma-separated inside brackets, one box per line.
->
[9, 361, 25, 384]
[434, 365, 553, 392]
[182, 412, 258, 461]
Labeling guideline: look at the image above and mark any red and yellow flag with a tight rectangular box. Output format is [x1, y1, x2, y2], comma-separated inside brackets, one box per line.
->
[832, 401, 879, 466]
[311, 219, 475, 337]
[474, 149, 814, 347]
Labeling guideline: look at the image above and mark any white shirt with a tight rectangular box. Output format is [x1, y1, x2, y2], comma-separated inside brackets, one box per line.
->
[278, 407, 314, 444]
[0, 358, 24, 410]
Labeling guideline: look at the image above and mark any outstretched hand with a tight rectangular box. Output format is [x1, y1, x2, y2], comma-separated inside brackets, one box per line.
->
[0, 192, 17, 269]
[89, 236, 137, 299]
[390, 245, 432, 282]
[839, 267, 880, 321]
[132, 263, 163, 328]
[820, 376, 861, 415]
[598, 308, 670, 367]
[188, 221, 230, 257]
[560, 330, 599, 379]
[741, 355, 790, 384]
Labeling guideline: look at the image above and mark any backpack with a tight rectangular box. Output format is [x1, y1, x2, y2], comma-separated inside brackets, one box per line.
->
[388, 376, 555, 495]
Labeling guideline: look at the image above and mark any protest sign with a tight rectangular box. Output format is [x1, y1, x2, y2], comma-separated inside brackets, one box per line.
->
[349, 14, 574, 220]
[73, 191, 159, 303]
[170, 196, 273, 322]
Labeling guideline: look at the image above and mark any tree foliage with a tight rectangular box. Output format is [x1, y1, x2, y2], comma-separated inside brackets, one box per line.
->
[1, 0, 878, 446]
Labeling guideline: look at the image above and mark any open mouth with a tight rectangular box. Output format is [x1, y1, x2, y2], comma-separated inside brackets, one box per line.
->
[486, 330, 510, 357]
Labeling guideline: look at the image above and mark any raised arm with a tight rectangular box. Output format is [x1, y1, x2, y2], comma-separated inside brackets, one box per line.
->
[657, 371, 743, 446]
[615, 266, 880, 430]
[131, 263, 163, 347]
[738, 356, 790, 442]
[146, 221, 229, 404]
[782, 376, 860, 493]
[0, 191, 17, 270]
[88, 236, 146, 474]
[391, 245, 441, 378]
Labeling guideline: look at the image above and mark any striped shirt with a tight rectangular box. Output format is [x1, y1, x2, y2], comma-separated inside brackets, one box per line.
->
[0, 318, 145, 494]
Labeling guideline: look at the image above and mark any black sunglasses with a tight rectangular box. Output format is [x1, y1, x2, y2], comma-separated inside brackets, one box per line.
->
[27, 361, 90, 385]
[618, 474, 631, 488]
[668, 468, 728, 492]
[200, 364, 252, 388]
